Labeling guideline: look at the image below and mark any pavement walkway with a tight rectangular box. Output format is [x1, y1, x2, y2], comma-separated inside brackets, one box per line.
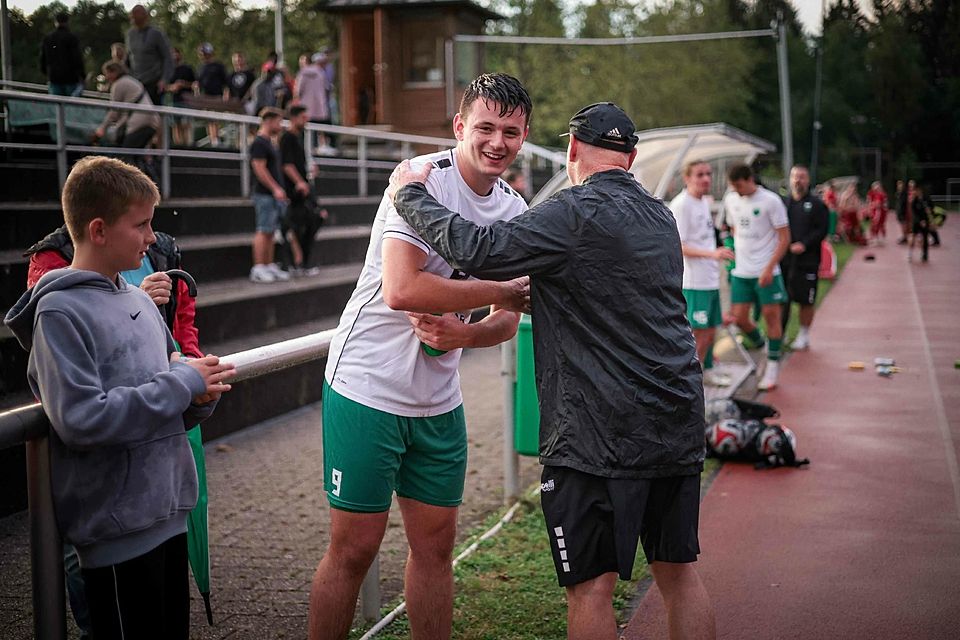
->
[624, 225, 960, 639]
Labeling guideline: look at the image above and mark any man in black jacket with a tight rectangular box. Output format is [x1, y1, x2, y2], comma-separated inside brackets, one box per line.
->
[388, 103, 715, 640]
[41, 13, 85, 96]
[780, 165, 829, 351]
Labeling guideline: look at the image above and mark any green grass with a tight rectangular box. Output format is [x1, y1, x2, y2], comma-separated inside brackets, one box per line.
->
[350, 459, 721, 639]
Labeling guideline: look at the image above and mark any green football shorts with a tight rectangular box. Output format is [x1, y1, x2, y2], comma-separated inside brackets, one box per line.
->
[321, 381, 467, 513]
[682, 288, 723, 329]
[730, 274, 788, 307]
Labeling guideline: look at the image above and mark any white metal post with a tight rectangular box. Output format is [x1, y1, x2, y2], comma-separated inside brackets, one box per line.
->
[0, 0, 11, 134]
[358, 136, 368, 197]
[445, 39, 455, 119]
[26, 437, 66, 640]
[359, 556, 380, 621]
[0, 0, 12, 83]
[161, 113, 171, 198]
[274, 0, 284, 67]
[55, 103, 67, 189]
[776, 13, 794, 176]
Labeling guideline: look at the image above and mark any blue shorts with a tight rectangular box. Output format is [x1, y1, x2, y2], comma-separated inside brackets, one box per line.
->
[252, 193, 285, 233]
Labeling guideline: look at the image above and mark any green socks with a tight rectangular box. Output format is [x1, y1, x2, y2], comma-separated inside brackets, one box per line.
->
[768, 337, 782, 361]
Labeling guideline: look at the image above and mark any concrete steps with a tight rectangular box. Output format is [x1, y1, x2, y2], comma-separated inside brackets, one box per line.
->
[194, 262, 362, 345]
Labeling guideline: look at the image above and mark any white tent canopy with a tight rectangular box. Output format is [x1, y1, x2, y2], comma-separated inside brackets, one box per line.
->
[531, 123, 776, 206]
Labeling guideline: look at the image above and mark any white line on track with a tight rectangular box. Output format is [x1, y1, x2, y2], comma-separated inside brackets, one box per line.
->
[906, 263, 960, 521]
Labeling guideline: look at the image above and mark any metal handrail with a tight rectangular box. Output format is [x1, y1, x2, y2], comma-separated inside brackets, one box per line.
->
[0, 79, 110, 99]
[0, 329, 335, 639]
[0, 323, 522, 639]
[0, 88, 564, 200]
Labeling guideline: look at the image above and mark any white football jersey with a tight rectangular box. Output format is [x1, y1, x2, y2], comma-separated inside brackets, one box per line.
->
[324, 149, 527, 417]
[669, 190, 719, 290]
[723, 186, 789, 278]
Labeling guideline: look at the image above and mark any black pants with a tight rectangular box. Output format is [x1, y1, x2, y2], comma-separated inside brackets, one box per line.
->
[81, 533, 189, 640]
[311, 118, 337, 148]
[121, 126, 158, 183]
[145, 81, 163, 106]
[914, 222, 930, 261]
[283, 196, 324, 266]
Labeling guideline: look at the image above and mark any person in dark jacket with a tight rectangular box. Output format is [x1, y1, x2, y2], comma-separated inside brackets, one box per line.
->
[780, 165, 829, 350]
[388, 102, 715, 640]
[909, 184, 934, 262]
[41, 13, 85, 96]
[125, 4, 173, 105]
[894, 179, 908, 244]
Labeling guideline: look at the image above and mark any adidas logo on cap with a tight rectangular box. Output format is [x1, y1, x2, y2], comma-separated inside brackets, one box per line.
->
[606, 127, 621, 137]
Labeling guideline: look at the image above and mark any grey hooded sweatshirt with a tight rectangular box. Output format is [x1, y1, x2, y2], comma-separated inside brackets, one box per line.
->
[5, 268, 214, 568]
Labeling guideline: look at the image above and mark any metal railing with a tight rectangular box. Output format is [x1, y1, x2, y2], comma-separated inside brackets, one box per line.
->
[0, 85, 565, 201]
[0, 329, 522, 639]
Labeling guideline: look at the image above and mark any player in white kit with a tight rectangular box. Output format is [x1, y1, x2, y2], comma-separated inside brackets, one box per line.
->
[308, 74, 532, 640]
[669, 160, 734, 386]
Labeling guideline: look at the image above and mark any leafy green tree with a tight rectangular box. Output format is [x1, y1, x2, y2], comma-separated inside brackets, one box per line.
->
[8, 7, 48, 84]
[71, 0, 129, 83]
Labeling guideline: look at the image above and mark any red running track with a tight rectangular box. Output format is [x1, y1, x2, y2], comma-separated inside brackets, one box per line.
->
[623, 224, 960, 640]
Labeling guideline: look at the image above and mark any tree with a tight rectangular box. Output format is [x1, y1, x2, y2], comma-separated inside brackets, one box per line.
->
[71, 0, 129, 83]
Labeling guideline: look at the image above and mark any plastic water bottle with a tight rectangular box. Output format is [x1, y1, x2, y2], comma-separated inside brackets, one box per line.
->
[722, 233, 735, 273]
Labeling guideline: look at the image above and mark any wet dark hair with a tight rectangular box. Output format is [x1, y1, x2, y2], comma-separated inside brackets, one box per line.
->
[727, 162, 754, 183]
[460, 73, 532, 125]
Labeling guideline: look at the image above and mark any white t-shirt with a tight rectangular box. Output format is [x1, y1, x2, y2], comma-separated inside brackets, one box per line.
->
[324, 149, 527, 417]
[669, 190, 719, 290]
[723, 186, 789, 278]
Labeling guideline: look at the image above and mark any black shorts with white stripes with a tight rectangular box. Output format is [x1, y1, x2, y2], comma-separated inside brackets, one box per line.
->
[539, 465, 701, 587]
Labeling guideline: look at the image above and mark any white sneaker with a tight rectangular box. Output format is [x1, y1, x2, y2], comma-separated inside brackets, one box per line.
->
[703, 370, 732, 387]
[291, 265, 322, 277]
[249, 264, 277, 283]
[758, 361, 780, 391]
[266, 263, 291, 281]
[790, 332, 810, 351]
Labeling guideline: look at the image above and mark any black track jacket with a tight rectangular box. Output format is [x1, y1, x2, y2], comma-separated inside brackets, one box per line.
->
[394, 169, 705, 479]
[783, 193, 829, 269]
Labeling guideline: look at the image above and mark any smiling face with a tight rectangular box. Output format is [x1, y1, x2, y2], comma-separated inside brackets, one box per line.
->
[453, 98, 528, 195]
[100, 200, 157, 273]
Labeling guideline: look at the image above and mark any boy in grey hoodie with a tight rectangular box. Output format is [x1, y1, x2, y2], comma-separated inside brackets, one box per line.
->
[5, 156, 234, 640]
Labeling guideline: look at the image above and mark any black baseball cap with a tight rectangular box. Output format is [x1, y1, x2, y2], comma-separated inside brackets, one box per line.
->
[560, 102, 638, 153]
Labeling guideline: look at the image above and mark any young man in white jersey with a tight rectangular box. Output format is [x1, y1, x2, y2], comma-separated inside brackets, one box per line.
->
[308, 74, 532, 640]
[669, 160, 735, 387]
[722, 162, 790, 390]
